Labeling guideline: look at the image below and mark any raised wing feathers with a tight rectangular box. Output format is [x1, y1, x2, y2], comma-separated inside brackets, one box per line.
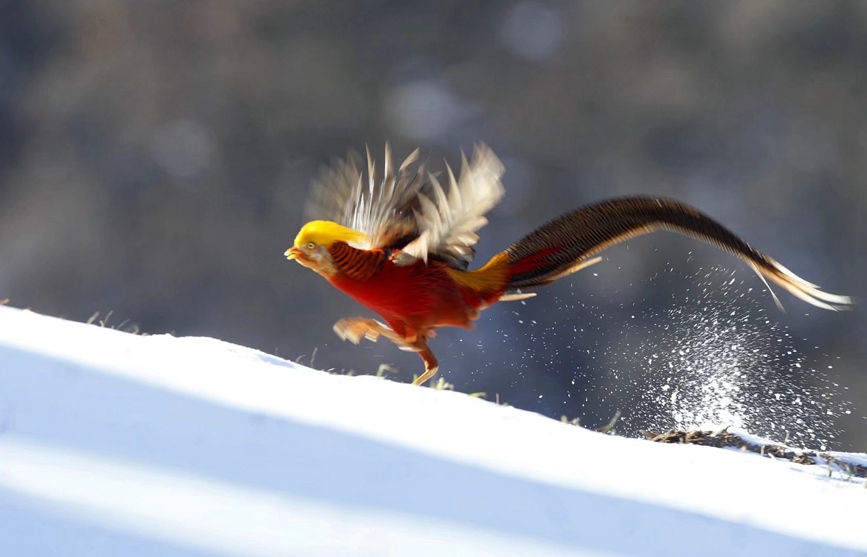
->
[305, 144, 424, 250]
[305, 143, 505, 269]
[400, 145, 505, 268]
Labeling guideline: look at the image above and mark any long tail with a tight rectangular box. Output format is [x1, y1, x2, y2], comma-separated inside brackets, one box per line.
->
[499, 196, 852, 311]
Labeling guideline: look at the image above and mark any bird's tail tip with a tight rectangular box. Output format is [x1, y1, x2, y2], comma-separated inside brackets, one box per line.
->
[753, 258, 853, 312]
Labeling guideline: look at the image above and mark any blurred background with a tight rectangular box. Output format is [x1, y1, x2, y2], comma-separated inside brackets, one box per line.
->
[1, 1, 864, 447]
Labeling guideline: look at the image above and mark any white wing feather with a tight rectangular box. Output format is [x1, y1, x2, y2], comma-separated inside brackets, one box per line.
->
[305, 144, 424, 250]
[305, 143, 505, 268]
[400, 144, 505, 267]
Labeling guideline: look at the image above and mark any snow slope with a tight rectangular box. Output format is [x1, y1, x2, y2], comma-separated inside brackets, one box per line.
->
[0, 305, 864, 557]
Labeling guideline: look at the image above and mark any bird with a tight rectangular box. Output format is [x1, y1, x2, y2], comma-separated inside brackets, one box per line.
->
[286, 144, 852, 386]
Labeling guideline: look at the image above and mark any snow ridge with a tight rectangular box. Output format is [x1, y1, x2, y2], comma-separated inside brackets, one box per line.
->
[0, 306, 864, 557]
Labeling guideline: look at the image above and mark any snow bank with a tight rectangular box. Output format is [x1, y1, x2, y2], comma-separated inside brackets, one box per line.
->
[0, 306, 864, 556]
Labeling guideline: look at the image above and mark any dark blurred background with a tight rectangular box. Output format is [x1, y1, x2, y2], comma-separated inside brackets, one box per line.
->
[1, 1, 864, 447]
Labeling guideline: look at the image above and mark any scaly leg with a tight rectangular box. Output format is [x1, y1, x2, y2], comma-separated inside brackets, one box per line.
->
[410, 340, 439, 386]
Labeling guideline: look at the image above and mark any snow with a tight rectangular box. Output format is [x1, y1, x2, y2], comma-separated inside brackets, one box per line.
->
[0, 305, 865, 557]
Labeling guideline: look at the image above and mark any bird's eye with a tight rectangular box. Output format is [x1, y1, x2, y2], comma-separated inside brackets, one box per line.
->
[307, 242, 316, 250]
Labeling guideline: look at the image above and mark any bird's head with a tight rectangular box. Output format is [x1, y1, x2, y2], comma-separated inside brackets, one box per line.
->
[285, 220, 371, 276]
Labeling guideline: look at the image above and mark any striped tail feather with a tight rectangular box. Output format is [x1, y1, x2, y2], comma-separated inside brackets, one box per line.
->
[501, 196, 852, 311]
[744, 256, 852, 311]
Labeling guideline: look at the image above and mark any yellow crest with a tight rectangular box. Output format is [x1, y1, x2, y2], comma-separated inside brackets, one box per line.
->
[294, 220, 371, 249]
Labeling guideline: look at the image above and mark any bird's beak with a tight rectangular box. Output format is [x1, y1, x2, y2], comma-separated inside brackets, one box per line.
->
[285, 246, 302, 260]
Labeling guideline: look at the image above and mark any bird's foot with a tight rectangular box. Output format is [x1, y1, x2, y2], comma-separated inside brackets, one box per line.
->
[411, 365, 439, 386]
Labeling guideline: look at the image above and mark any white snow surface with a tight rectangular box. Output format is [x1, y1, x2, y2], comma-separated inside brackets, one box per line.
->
[0, 305, 864, 557]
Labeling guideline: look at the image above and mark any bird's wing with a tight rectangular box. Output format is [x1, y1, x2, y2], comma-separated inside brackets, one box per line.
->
[398, 144, 505, 268]
[305, 144, 505, 269]
[305, 144, 425, 251]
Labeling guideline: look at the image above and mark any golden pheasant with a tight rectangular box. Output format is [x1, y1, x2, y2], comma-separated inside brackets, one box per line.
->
[286, 144, 851, 385]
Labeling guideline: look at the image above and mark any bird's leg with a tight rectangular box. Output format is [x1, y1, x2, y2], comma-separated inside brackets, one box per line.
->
[410, 340, 439, 386]
[333, 317, 440, 386]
